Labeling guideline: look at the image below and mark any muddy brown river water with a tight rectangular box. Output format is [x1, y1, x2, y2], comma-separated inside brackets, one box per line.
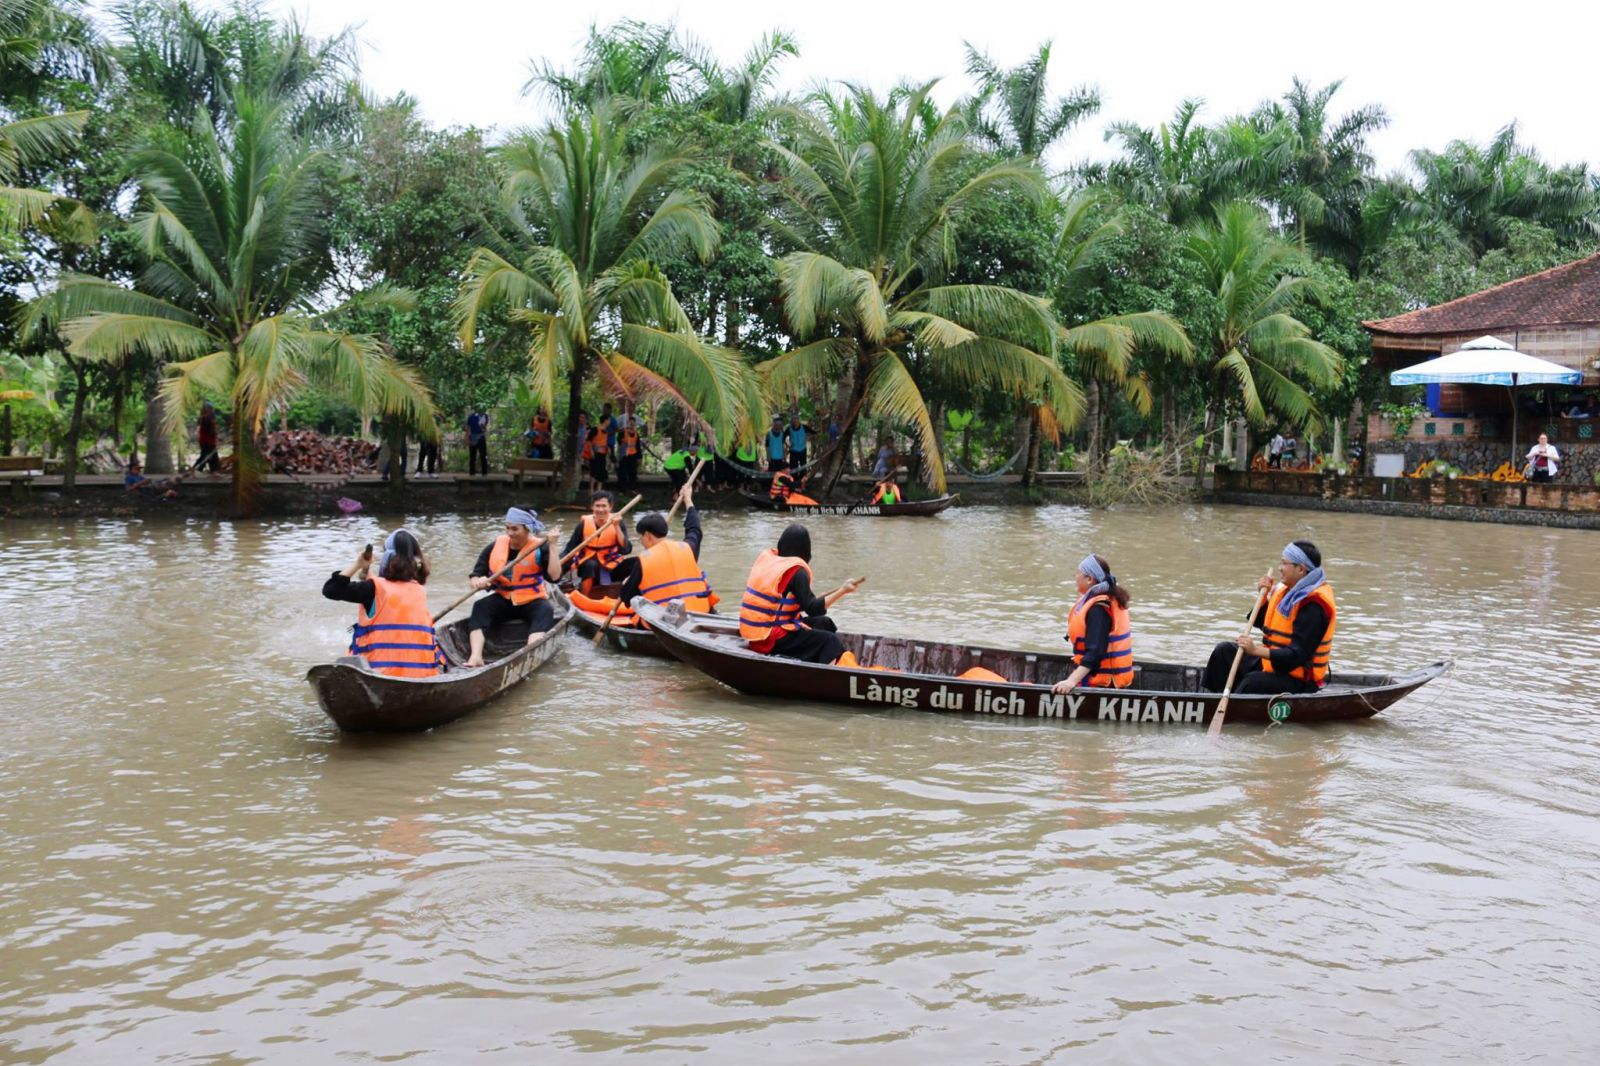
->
[1, 503, 1597, 1062]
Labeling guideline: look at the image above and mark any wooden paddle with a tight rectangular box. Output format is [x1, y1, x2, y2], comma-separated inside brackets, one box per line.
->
[594, 459, 707, 644]
[431, 494, 644, 624]
[1207, 567, 1276, 738]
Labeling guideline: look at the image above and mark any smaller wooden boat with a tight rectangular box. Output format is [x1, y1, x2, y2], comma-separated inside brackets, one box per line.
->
[306, 586, 576, 733]
[565, 590, 672, 657]
[740, 489, 960, 516]
[633, 599, 1448, 728]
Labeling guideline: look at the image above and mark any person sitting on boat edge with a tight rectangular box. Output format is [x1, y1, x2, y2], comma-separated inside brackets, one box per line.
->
[1052, 553, 1134, 693]
[562, 490, 632, 595]
[465, 507, 560, 668]
[738, 523, 864, 664]
[614, 484, 717, 613]
[323, 529, 445, 678]
[1203, 540, 1336, 695]
[769, 468, 820, 506]
[871, 477, 900, 505]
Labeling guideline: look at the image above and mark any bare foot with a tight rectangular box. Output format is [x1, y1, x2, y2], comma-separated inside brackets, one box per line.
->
[464, 657, 484, 668]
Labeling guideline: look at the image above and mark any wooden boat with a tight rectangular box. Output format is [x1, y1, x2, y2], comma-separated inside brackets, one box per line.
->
[739, 489, 960, 517]
[633, 599, 1448, 728]
[566, 597, 673, 657]
[306, 586, 576, 733]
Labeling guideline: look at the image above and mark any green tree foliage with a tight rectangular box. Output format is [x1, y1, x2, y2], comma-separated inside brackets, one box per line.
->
[961, 40, 1099, 159]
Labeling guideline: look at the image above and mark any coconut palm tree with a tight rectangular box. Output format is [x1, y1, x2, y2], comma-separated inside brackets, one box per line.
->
[27, 88, 435, 512]
[1409, 123, 1600, 255]
[682, 29, 798, 126]
[455, 104, 765, 489]
[1185, 201, 1342, 477]
[761, 81, 1083, 492]
[1053, 190, 1192, 474]
[524, 19, 691, 115]
[1101, 99, 1232, 227]
[962, 41, 1100, 160]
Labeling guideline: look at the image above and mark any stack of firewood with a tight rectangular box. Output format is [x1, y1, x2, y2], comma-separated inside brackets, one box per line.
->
[264, 430, 378, 474]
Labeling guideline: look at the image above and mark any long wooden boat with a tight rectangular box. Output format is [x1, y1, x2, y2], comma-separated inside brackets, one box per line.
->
[306, 586, 576, 733]
[739, 489, 960, 517]
[567, 599, 673, 657]
[633, 599, 1448, 728]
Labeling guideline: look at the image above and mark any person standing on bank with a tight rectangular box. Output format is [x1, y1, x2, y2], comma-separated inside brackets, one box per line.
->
[466, 408, 489, 476]
[1203, 541, 1336, 695]
[663, 443, 692, 492]
[193, 401, 221, 473]
[1052, 554, 1134, 693]
[323, 529, 445, 677]
[786, 412, 812, 474]
[1525, 433, 1560, 482]
[739, 523, 864, 664]
[464, 508, 560, 668]
[766, 415, 788, 472]
[617, 416, 642, 489]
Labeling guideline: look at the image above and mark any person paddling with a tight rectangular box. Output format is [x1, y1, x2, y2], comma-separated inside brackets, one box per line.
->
[1052, 553, 1134, 693]
[738, 523, 863, 663]
[323, 529, 445, 677]
[464, 508, 560, 668]
[871, 477, 900, 505]
[562, 490, 632, 594]
[613, 483, 715, 612]
[1203, 540, 1336, 695]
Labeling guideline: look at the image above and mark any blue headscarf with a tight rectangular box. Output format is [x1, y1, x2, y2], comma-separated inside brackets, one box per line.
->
[1278, 542, 1326, 614]
[1073, 553, 1116, 611]
[505, 506, 543, 533]
[378, 527, 410, 575]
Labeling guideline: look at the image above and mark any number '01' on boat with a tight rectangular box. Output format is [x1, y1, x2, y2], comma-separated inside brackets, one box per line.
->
[632, 599, 1448, 727]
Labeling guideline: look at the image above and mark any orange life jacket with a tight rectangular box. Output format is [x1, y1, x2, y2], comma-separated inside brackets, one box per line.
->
[569, 589, 640, 626]
[620, 428, 640, 456]
[579, 514, 626, 568]
[530, 414, 551, 447]
[1066, 593, 1134, 688]
[590, 430, 609, 456]
[1260, 583, 1337, 687]
[739, 549, 810, 645]
[580, 434, 592, 461]
[488, 534, 548, 605]
[637, 538, 714, 612]
[770, 471, 795, 499]
[350, 576, 444, 677]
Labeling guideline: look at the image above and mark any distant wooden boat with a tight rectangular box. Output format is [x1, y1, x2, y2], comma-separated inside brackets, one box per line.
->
[739, 489, 959, 516]
[306, 586, 576, 733]
[633, 599, 1448, 728]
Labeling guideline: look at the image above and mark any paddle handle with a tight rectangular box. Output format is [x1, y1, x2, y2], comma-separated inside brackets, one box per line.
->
[1207, 568, 1276, 738]
[592, 598, 625, 645]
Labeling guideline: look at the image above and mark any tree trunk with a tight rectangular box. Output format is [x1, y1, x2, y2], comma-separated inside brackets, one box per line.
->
[142, 363, 174, 474]
[1084, 378, 1102, 477]
[560, 357, 588, 494]
[1022, 406, 1043, 487]
[1, 403, 12, 455]
[110, 366, 125, 448]
[62, 355, 88, 493]
[723, 294, 740, 348]
[821, 355, 869, 495]
[1332, 416, 1344, 465]
[229, 396, 266, 516]
[1235, 417, 1249, 469]
[1197, 399, 1219, 490]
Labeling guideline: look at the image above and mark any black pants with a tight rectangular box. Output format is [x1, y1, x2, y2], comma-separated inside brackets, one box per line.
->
[769, 457, 787, 472]
[790, 451, 806, 472]
[666, 467, 688, 491]
[468, 594, 555, 634]
[469, 440, 489, 475]
[575, 558, 628, 589]
[415, 441, 438, 474]
[588, 455, 608, 485]
[1202, 641, 1319, 695]
[1530, 468, 1553, 483]
[618, 454, 639, 488]
[192, 447, 221, 472]
[769, 616, 842, 664]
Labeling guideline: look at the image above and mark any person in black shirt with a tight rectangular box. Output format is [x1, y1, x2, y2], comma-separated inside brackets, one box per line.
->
[464, 507, 561, 667]
[1202, 540, 1334, 695]
[614, 485, 704, 605]
[758, 524, 864, 663]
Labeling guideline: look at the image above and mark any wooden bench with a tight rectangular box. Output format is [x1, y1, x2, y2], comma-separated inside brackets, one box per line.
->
[509, 457, 561, 488]
[1036, 470, 1086, 486]
[0, 455, 45, 497]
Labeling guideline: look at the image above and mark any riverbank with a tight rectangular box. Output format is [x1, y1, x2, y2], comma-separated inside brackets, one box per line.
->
[0, 470, 1087, 520]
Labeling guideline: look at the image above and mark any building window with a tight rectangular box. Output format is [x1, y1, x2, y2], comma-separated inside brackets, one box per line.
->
[1452, 423, 1465, 436]
[1424, 422, 1436, 436]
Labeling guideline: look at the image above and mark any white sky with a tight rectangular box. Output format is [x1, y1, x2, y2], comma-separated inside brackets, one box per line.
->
[143, 1, 1600, 176]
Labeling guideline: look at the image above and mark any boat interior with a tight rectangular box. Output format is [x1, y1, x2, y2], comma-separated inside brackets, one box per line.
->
[668, 612, 1396, 694]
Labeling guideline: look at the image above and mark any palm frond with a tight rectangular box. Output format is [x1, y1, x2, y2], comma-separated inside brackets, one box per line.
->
[864, 351, 945, 492]
[60, 312, 218, 364]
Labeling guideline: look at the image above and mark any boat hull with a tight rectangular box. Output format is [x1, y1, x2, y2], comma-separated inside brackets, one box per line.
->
[740, 490, 959, 516]
[634, 600, 1447, 728]
[306, 588, 575, 732]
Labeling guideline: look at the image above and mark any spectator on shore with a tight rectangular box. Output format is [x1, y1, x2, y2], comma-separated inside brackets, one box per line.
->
[466, 409, 489, 476]
[415, 429, 439, 478]
[766, 415, 787, 472]
[873, 440, 895, 479]
[1268, 431, 1285, 468]
[124, 459, 178, 499]
[193, 401, 221, 474]
[1525, 434, 1560, 482]
[786, 413, 813, 474]
[1282, 433, 1298, 466]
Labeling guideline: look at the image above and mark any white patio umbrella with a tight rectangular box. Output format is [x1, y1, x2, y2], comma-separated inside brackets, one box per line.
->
[1389, 335, 1583, 463]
